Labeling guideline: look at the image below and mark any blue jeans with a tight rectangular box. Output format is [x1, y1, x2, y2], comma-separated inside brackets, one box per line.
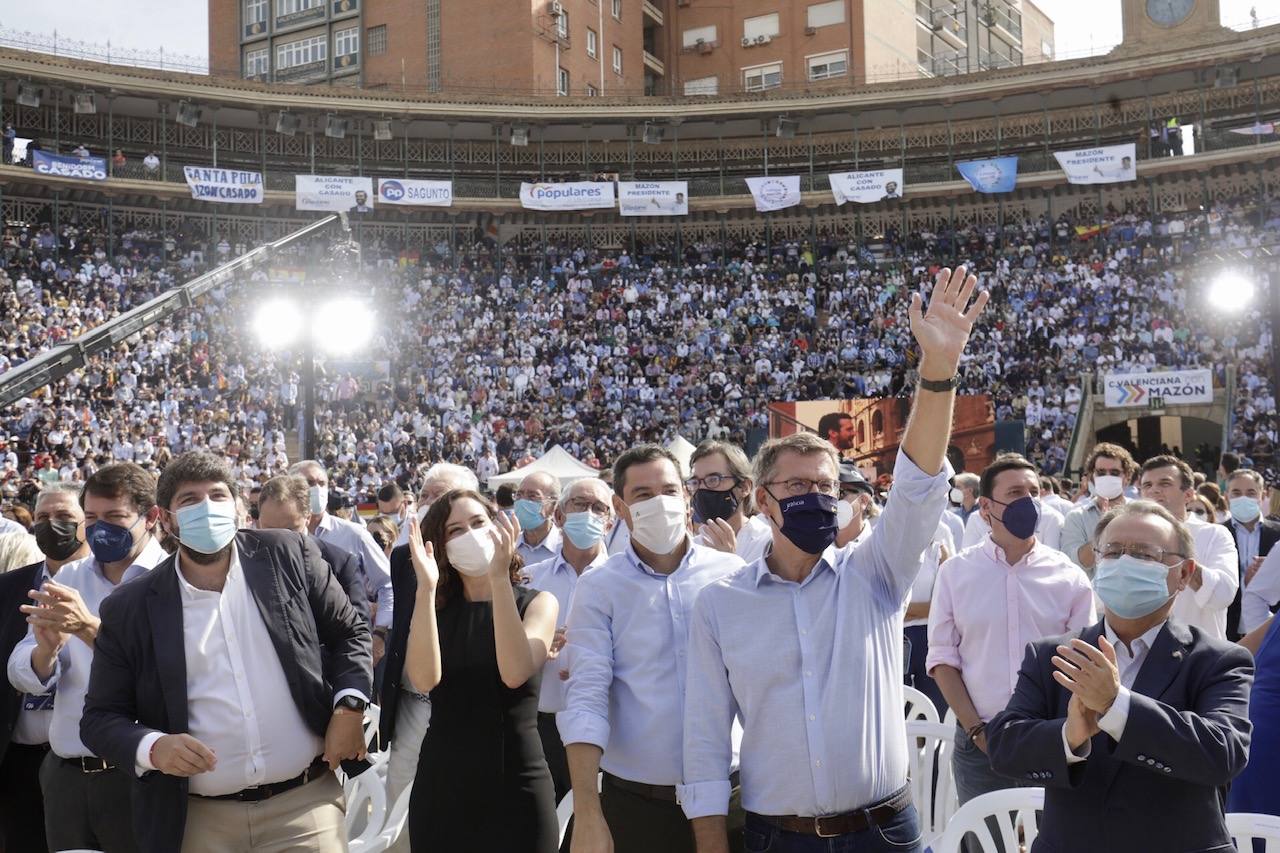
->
[742, 805, 923, 853]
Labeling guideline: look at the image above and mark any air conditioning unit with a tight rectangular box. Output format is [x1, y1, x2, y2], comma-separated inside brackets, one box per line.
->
[755, 34, 771, 45]
[549, 0, 563, 14]
[698, 40, 713, 54]
[804, 26, 816, 36]
[741, 36, 753, 47]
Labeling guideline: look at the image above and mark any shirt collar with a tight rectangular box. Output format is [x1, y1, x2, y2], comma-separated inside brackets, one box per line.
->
[980, 535, 1039, 568]
[522, 524, 562, 553]
[315, 512, 338, 534]
[176, 543, 240, 600]
[1103, 618, 1167, 658]
[751, 541, 840, 587]
[92, 535, 168, 583]
[552, 545, 608, 576]
[623, 536, 694, 577]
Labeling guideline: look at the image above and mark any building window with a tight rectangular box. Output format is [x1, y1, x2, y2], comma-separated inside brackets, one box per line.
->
[587, 27, 598, 57]
[244, 47, 269, 76]
[806, 0, 845, 29]
[558, 67, 570, 95]
[1041, 39, 1053, 59]
[557, 10, 569, 38]
[367, 24, 388, 55]
[245, 0, 268, 34]
[587, 83, 599, 96]
[807, 50, 847, 80]
[334, 26, 359, 68]
[612, 0, 621, 20]
[276, 0, 322, 15]
[682, 25, 717, 48]
[612, 45, 622, 74]
[683, 75, 718, 95]
[276, 34, 327, 69]
[743, 62, 782, 91]
[743, 13, 780, 41]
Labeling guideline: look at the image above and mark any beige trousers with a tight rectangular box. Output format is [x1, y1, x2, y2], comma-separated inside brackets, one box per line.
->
[181, 771, 347, 853]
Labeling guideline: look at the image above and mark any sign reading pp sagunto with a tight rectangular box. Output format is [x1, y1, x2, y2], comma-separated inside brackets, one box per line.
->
[295, 175, 376, 212]
[33, 150, 108, 182]
[519, 181, 615, 211]
[1103, 369, 1213, 408]
[375, 178, 453, 207]
[183, 166, 264, 204]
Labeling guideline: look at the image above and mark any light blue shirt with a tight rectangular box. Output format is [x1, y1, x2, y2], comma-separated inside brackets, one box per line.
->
[518, 524, 563, 569]
[314, 512, 393, 628]
[679, 449, 952, 818]
[558, 539, 744, 785]
[525, 546, 608, 713]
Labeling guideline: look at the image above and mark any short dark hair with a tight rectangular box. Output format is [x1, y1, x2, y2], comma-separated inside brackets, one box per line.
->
[83, 462, 156, 515]
[612, 444, 681, 497]
[156, 451, 239, 511]
[817, 412, 852, 440]
[494, 484, 516, 509]
[377, 482, 403, 503]
[980, 453, 1039, 499]
[259, 475, 309, 517]
[421, 489, 522, 608]
[1139, 455, 1194, 490]
[1220, 452, 1241, 475]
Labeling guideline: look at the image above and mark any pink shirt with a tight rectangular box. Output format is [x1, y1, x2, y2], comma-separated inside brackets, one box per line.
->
[926, 537, 1096, 722]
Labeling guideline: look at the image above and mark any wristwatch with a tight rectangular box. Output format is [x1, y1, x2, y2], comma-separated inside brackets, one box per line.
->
[919, 374, 959, 392]
[335, 695, 368, 714]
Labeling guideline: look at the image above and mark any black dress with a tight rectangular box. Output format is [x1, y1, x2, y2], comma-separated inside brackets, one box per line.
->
[408, 584, 558, 853]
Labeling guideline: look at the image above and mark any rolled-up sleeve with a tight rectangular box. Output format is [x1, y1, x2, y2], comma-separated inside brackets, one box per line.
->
[7, 628, 59, 695]
[1193, 526, 1238, 612]
[557, 573, 614, 750]
[925, 557, 961, 674]
[861, 449, 954, 606]
[1060, 509, 1092, 571]
[679, 590, 736, 819]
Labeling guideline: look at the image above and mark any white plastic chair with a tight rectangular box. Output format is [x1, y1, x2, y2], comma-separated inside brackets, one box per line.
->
[943, 707, 958, 731]
[364, 703, 382, 749]
[934, 787, 1044, 853]
[370, 780, 415, 852]
[904, 685, 941, 724]
[903, 720, 959, 847]
[1227, 812, 1280, 852]
[345, 764, 390, 851]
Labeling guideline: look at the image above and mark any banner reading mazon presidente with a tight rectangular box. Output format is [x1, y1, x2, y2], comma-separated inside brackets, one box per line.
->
[519, 181, 615, 211]
[183, 166, 264, 204]
[1053, 143, 1137, 185]
[33, 150, 108, 182]
[828, 168, 904, 205]
[1103, 369, 1214, 408]
[375, 178, 453, 207]
[295, 175, 376, 212]
[617, 181, 688, 216]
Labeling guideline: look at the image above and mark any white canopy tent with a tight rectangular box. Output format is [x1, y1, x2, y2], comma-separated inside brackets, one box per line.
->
[487, 444, 602, 489]
[666, 435, 697, 477]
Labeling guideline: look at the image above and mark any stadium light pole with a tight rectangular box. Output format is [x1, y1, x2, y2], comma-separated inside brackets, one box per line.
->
[253, 296, 376, 461]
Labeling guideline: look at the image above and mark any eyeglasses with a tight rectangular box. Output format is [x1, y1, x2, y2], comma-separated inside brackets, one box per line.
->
[765, 478, 840, 498]
[685, 474, 739, 491]
[1093, 543, 1186, 564]
[515, 491, 547, 502]
[565, 497, 611, 515]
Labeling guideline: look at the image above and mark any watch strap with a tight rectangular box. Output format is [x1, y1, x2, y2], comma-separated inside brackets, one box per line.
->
[919, 375, 959, 392]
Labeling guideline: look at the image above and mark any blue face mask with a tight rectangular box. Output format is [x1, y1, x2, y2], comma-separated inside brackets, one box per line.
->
[562, 511, 605, 550]
[514, 499, 547, 531]
[987, 495, 1041, 540]
[1093, 555, 1176, 619]
[771, 491, 840, 555]
[174, 498, 239, 555]
[1229, 496, 1261, 524]
[86, 516, 142, 564]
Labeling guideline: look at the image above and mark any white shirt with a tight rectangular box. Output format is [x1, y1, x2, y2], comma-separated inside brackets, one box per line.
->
[1174, 517, 1239, 640]
[7, 538, 168, 758]
[517, 524, 563, 568]
[1063, 620, 1166, 764]
[962, 502, 1064, 551]
[694, 514, 774, 564]
[134, 547, 323, 795]
[12, 564, 54, 746]
[314, 512, 393, 628]
[1246, 540, 1280, 635]
[0, 516, 24, 536]
[525, 547, 608, 713]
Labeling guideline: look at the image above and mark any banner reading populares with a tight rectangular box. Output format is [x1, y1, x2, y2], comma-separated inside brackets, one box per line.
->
[375, 178, 453, 207]
[1053, 143, 1136, 185]
[33, 150, 108, 182]
[295, 175, 376, 212]
[618, 181, 688, 216]
[183, 166, 264, 204]
[519, 181, 615, 211]
[1103, 369, 1214, 408]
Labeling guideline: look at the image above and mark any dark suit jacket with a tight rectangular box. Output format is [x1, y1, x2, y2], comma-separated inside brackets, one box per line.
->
[378, 542, 417, 746]
[79, 530, 372, 853]
[0, 561, 45, 762]
[313, 537, 369, 625]
[987, 619, 1254, 853]
[1222, 518, 1280, 639]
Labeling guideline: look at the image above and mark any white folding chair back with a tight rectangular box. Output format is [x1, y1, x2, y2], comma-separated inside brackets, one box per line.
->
[1228, 812, 1280, 853]
[943, 707, 958, 731]
[904, 685, 941, 724]
[364, 703, 382, 749]
[935, 787, 1045, 853]
[372, 780, 415, 852]
[903, 720, 959, 847]
[345, 765, 390, 850]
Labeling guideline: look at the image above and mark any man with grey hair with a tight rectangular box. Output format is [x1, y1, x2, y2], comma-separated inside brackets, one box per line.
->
[514, 471, 563, 566]
[525, 477, 615, 804]
[394, 462, 480, 548]
[988, 500, 1253, 853]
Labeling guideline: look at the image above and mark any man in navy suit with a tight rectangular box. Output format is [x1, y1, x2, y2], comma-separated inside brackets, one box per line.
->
[988, 500, 1253, 853]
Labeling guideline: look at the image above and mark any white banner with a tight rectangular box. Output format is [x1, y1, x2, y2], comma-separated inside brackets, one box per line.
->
[745, 175, 802, 212]
[1053, 143, 1137, 185]
[618, 181, 688, 216]
[183, 166, 264, 204]
[1103, 369, 1213, 408]
[828, 168, 904, 205]
[295, 175, 375, 212]
[519, 181, 615, 211]
[375, 178, 453, 207]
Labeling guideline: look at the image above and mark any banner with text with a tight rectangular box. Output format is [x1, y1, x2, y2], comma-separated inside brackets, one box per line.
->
[1054, 143, 1137, 185]
[183, 166, 264, 204]
[828, 168, 905, 205]
[33, 150, 107, 182]
[519, 181, 615, 211]
[375, 178, 453, 207]
[295, 175, 375, 212]
[956, 156, 1018, 194]
[746, 175, 802, 212]
[1103, 369, 1214, 408]
[618, 181, 689, 216]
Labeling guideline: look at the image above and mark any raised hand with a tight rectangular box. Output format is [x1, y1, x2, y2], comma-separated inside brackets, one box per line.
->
[488, 510, 520, 580]
[699, 518, 737, 554]
[406, 516, 439, 591]
[1052, 636, 1121, 715]
[907, 265, 990, 380]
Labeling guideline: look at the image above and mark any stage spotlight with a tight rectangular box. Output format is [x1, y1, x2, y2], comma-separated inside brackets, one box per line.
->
[641, 122, 664, 145]
[775, 117, 799, 139]
[1208, 271, 1255, 312]
[276, 112, 302, 136]
[510, 125, 530, 146]
[373, 119, 393, 141]
[313, 298, 375, 355]
[253, 298, 303, 349]
[73, 91, 96, 115]
[325, 114, 348, 139]
[16, 83, 40, 108]
[175, 101, 201, 128]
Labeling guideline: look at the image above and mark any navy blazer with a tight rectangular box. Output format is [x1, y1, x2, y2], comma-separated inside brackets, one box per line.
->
[313, 536, 370, 625]
[79, 530, 372, 853]
[378, 542, 416, 746]
[987, 619, 1254, 853]
[1222, 518, 1280, 640]
[0, 561, 45, 763]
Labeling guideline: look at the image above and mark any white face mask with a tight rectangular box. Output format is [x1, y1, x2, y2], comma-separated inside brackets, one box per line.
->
[1091, 475, 1124, 501]
[416, 503, 431, 523]
[836, 500, 856, 529]
[308, 485, 328, 515]
[949, 487, 964, 505]
[446, 525, 496, 577]
[628, 495, 687, 556]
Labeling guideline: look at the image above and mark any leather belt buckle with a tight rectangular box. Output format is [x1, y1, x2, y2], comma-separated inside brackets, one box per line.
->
[814, 816, 839, 839]
[79, 756, 111, 774]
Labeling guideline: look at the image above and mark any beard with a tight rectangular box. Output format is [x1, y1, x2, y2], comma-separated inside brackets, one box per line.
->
[179, 542, 233, 565]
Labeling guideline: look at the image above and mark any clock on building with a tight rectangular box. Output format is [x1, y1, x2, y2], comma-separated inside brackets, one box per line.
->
[1146, 0, 1196, 26]
[1120, 0, 1225, 49]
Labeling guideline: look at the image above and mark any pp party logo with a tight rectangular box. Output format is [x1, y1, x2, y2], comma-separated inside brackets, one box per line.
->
[379, 180, 405, 202]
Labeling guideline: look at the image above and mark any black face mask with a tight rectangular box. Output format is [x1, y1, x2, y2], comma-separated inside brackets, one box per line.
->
[691, 488, 739, 524]
[33, 519, 83, 562]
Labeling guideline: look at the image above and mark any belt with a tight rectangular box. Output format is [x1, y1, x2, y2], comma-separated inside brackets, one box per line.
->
[193, 757, 330, 803]
[751, 784, 912, 839]
[63, 755, 115, 774]
[604, 770, 741, 804]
